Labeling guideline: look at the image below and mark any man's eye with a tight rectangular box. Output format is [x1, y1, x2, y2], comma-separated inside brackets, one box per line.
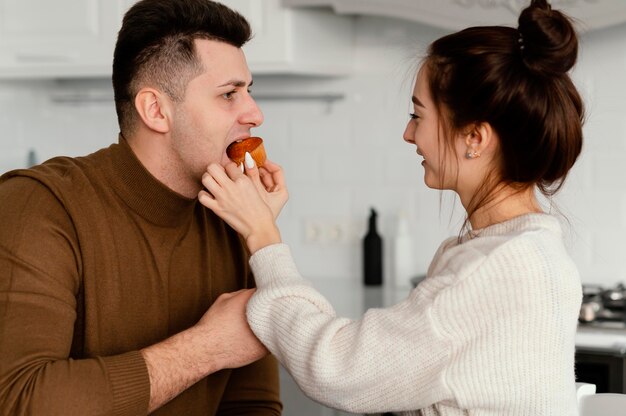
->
[223, 91, 235, 100]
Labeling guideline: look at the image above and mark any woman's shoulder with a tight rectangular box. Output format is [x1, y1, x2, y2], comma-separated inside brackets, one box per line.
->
[429, 214, 575, 283]
[420, 214, 579, 327]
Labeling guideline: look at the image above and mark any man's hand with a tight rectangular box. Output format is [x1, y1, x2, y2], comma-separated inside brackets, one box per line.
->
[195, 289, 268, 370]
[141, 289, 267, 413]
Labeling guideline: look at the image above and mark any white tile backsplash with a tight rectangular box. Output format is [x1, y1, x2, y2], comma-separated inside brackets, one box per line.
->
[1, 17, 626, 286]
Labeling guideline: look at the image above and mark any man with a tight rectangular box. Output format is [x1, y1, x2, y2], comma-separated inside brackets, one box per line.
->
[0, 0, 281, 414]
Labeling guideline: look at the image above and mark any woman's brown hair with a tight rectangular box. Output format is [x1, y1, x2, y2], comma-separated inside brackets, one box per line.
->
[425, 0, 584, 223]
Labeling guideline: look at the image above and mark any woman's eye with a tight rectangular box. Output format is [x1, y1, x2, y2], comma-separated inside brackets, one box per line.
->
[409, 113, 420, 120]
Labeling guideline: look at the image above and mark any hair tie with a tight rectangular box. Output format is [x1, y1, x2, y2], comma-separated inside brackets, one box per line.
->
[518, 33, 525, 51]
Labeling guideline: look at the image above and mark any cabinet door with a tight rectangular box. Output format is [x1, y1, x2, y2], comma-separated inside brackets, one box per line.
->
[220, 0, 290, 66]
[0, 0, 124, 78]
[221, 0, 353, 75]
[0, 0, 351, 78]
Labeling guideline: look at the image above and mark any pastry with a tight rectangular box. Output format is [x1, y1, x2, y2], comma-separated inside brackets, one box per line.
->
[226, 137, 267, 167]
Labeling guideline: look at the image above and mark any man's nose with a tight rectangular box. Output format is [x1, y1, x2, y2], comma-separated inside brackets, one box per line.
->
[242, 95, 264, 127]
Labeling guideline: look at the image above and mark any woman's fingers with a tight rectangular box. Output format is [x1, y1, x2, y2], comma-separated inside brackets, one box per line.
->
[242, 152, 273, 196]
[258, 168, 275, 191]
[259, 160, 286, 192]
[201, 171, 222, 195]
[198, 189, 217, 210]
[268, 163, 286, 191]
[221, 161, 243, 180]
[201, 164, 241, 211]
[243, 152, 261, 182]
[203, 162, 249, 196]
[206, 163, 234, 187]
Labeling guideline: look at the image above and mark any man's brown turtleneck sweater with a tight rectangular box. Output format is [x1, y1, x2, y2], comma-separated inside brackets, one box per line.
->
[0, 138, 281, 416]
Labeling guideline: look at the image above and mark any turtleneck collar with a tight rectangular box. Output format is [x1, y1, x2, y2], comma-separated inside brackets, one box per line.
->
[106, 135, 197, 227]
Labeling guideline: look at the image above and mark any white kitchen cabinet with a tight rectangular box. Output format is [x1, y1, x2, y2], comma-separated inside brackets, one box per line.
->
[222, 0, 353, 75]
[285, 0, 626, 33]
[0, 0, 128, 78]
[0, 0, 353, 79]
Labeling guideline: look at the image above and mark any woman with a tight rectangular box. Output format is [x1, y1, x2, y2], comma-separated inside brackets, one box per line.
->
[199, 0, 584, 414]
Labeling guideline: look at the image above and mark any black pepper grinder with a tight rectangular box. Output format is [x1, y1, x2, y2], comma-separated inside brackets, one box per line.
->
[363, 208, 383, 286]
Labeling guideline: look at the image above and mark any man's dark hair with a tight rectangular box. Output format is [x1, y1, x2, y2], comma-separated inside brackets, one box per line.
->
[112, 0, 251, 135]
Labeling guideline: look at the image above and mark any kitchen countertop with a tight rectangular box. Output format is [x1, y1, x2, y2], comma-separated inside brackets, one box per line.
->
[576, 321, 626, 354]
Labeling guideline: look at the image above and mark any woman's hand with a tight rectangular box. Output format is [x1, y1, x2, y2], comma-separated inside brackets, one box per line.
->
[198, 153, 288, 253]
[255, 158, 289, 220]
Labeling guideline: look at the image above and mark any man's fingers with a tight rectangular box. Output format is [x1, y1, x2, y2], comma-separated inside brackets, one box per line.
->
[218, 288, 256, 302]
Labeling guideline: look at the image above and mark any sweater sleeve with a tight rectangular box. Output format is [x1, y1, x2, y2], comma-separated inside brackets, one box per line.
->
[0, 176, 150, 416]
[246, 244, 452, 413]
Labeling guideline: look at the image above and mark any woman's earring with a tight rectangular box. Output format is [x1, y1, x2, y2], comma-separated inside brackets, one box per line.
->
[465, 149, 481, 159]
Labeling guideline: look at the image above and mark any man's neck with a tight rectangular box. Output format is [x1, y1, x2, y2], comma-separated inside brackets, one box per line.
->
[124, 132, 200, 199]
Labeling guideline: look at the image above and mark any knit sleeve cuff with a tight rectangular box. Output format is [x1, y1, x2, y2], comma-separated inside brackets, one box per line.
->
[249, 243, 303, 288]
[101, 350, 150, 416]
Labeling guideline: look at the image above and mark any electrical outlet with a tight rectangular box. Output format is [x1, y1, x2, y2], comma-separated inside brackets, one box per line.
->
[303, 219, 353, 244]
[304, 220, 323, 243]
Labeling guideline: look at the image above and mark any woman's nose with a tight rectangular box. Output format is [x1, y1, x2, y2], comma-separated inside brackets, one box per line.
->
[403, 122, 414, 144]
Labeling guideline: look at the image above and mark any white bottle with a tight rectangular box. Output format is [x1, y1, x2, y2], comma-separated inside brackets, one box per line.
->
[393, 210, 415, 289]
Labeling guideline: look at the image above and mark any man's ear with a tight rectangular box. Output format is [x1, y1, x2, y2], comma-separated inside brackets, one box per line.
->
[134, 88, 172, 134]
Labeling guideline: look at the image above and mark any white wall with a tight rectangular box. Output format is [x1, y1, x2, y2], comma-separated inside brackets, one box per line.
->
[1, 16, 625, 286]
[562, 21, 626, 287]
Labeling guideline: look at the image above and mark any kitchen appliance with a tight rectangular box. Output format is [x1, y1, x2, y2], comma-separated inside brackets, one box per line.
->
[577, 283, 626, 393]
[579, 284, 626, 324]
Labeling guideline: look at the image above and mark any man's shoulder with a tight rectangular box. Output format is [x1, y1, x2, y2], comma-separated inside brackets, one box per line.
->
[0, 145, 114, 196]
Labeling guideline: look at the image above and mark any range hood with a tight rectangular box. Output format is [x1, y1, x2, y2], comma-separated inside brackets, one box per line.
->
[282, 0, 626, 32]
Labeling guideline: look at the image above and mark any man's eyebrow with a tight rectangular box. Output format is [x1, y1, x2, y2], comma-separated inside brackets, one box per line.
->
[218, 79, 253, 88]
[412, 95, 425, 108]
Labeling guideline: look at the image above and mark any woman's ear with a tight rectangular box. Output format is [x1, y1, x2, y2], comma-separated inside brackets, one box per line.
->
[134, 88, 172, 134]
[463, 122, 495, 159]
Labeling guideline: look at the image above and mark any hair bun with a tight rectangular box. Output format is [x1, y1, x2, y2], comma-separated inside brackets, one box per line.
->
[517, 0, 578, 75]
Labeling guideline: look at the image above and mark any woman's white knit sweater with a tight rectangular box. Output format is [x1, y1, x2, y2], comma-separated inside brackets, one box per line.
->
[247, 214, 582, 415]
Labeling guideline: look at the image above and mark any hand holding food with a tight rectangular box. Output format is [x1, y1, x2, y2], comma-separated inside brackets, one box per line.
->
[226, 137, 287, 220]
[199, 137, 288, 253]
